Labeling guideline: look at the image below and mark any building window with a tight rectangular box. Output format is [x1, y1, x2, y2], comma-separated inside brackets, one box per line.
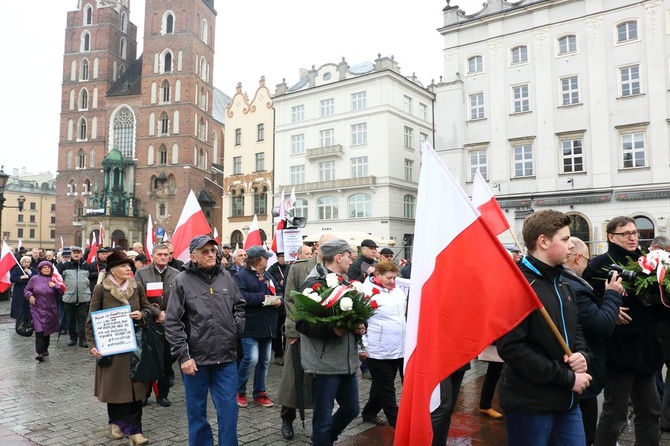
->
[254, 186, 268, 215]
[17, 228, 23, 238]
[513, 144, 534, 177]
[78, 117, 87, 140]
[511, 45, 528, 64]
[351, 156, 368, 178]
[290, 165, 305, 185]
[84, 5, 93, 25]
[29, 215, 36, 223]
[404, 159, 413, 181]
[111, 106, 135, 158]
[404, 126, 414, 149]
[80, 58, 89, 81]
[558, 35, 577, 55]
[317, 196, 338, 220]
[68, 180, 75, 194]
[512, 84, 530, 113]
[419, 103, 428, 120]
[351, 123, 367, 146]
[163, 52, 173, 73]
[30, 202, 36, 211]
[560, 76, 579, 105]
[29, 229, 35, 239]
[561, 139, 584, 173]
[78, 149, 85, 169]
[50, 229, 56, 239]
[257, 124, 264, 141]
[621, 132, 646, 168]
[291, 134, 305, 155]
[294, 198, 308, 219]
[292, 105, 304, 123]
[469, 150, 488, 181]
[50, 204, 56, 211]
[160, 113, 169, 135]
[320, 129, 334, 147]
[321, 98, 334, 117]
[467, 55, 483, 74]
[348, 193, 371, 218]
[617, 21, 638, 43]
[403, 194, 416, 219]
[351, 92, 367, 111]
[159, 203, 167, 217]
[318, 161, 336, 182]
[51, 216, 56, 224]
[159, 146, 168, 165]
[620, 65, 641, 96]
[403, 95, 413, 114]
[233, 156, 242, 175]
[162, 81, 170, 103]
[234, 128, 241, 145]
[164, 12, 174, 34]
[232, 189, 244, 217]
[469, 93, 485, 119]
[79, 89, 88, 110]
[255, 152, 265, 171]
[81, 32, 91, 52]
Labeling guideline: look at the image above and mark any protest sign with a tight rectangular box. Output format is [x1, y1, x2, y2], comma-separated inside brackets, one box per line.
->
[90, 305, 138, 356]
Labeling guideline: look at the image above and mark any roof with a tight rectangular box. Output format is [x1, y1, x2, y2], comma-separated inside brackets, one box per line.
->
[212, 88, 232, 124]
[107, 57, 143, 97]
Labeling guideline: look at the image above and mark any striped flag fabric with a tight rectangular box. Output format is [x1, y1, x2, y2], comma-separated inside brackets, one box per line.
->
[472, 169, 509, 236]
[170, 190, 212, 262]
[0, 241, 21, 293]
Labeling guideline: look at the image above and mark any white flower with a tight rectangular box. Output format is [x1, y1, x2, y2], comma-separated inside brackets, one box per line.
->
[351, 281, 364, 292]
[302, 288, 314, 295]
[339, 297, 353, 311]
[308, 293, 322, 303]
[326, 273, 339, 288]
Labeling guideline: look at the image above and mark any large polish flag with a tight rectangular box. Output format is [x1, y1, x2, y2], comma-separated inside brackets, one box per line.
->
[394, 143, 543, 445]
[244, 214, 262, 249]
[271, 190, 286, 253]
[87, 233, 98, 264]
[472, 169, 509, 236]
[145, 214, 155, 260]
[213, 227, 220, 244]
[0, 241, 21, 293]
[171, 190, 212, 262]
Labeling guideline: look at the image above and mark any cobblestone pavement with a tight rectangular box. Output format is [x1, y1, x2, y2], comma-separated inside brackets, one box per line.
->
[0, 297, 667, 445]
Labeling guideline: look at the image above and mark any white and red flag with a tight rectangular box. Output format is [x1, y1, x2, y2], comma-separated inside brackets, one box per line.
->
[394, 143, 542, 445]
[271, 189, 286, 254]
[213, 227, 220, 244]
[171, 190, 211, 262]
[99, 222, 105, 247]
[244, 214, 262, 249]
[288, 186, 296, 211]
[51, 268, 67, 293]
[472, 169, 509, 236]
[0, 241, 21, 293]
[60, 236, 64, 250]
[145, 214, 155, 259]
[18, 239, 22, 251]
[145, 282, 163, 299]
[87, 233, 98, 263]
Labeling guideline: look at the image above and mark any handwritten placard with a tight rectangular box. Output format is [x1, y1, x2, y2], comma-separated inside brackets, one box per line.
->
[90, 305, 138, 356]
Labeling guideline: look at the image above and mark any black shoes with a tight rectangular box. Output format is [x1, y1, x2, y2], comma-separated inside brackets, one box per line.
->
[68, 339, 77, 346]
[280, 422, 294, 440]
[79, 341, 88, 348]
[35, 354, 44, 362]
[156, 397, 171, 407]
[363, 416, 388, 427]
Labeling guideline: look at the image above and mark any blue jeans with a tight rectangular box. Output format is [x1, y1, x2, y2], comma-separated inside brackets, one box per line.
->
[237, 337, 271, 397]
[311, 373, 360, 446]
[181, 361, 238, 446]
[505, 407, 585, 446]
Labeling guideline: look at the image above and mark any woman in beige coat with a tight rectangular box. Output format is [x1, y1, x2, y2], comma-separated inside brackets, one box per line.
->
[85, 250, 157, 446]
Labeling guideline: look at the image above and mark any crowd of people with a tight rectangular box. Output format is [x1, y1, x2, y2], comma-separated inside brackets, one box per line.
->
[6, 211, 670, 445]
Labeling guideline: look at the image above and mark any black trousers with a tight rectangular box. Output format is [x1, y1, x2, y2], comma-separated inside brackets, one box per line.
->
[273, 312, 286, 358]
[479, 361, 503, 409]
[35, 331, 51, 354]
[430, 369, 466, 446]
[156, 334, 174, 398]
[361, 357, 404, 427]
[65, 302, 89, 342]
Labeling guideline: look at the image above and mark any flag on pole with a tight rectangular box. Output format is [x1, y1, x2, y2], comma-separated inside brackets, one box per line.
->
[244, 215, 262, 249]
[99, 222, 105, 247]
[51, 268, 67, 293]
[145, 214, 155, 259]
[394, 143, 543, 445]
[271, 190, 286, 253]
[288, 186, 296, 211]
[0, 241, 21, 293]
[163, 231, 169, 242]
[18, 239, 22, 250]
[213, 227, 220, 244]
[87, 233, 98, 263]
[171, 190, 212, 262]
[60, 236, 64, 250]
[472, 169, 509, 236]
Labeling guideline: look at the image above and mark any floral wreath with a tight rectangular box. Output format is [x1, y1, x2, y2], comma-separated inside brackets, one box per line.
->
[612, 250, 670, 307]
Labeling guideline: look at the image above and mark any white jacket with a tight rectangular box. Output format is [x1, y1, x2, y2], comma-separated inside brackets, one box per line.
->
[362, 276, 407, 360]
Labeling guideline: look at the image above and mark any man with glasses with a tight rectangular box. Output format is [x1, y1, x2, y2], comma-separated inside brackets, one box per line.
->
[379, 247, 394, 262]
[348, 239, 378, 282]
[165, 235, 246, 446]
[584, 216, 663, 445]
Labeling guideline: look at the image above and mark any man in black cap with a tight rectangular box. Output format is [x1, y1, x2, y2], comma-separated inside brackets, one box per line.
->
[379, 248, 394, 261]
[60, 246, 92, 347]
[221, 243, 233, 269]
[348, 239, 378, 282]
[165, 235, 246, 446]
[88, 247, 111, 293]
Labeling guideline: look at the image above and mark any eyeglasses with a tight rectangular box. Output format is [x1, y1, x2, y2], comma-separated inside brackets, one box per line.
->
[611, 231, 639, 238]
[198, 248, 218, 254]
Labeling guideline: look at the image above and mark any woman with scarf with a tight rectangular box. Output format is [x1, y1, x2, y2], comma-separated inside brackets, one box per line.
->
[10, 256, 35, 320]
[85, 250, 157, 446]
[24, 260, 63, 361]
[360, 260, 407, 428]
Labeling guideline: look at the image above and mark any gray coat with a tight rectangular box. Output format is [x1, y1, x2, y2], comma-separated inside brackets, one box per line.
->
[61, 259, 91, 304]
[165, 261, 246, 366]
[134, 264, 179, 311]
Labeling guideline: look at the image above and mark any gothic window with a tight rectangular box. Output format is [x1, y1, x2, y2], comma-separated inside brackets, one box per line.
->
[84, 5, 93, 25]
[83, 179, 91, 194]
[78, 117, 87, 140]
[160, 112, 169, 135]
[80, 58, 89, 81]
[121, 12, 127, 32]
[79, 88, 88, 110]
[159, 145, 168, 165]
[67, 149, 73, 169]
[163, 52, 173, 73]
[78, 149, 85, 168]
[81, 31, 91, 52]
[201, 19, 208, 43]
[162, 80, 170, 103]
[111, 106, 135, 158]
[89, 148, 95, 167]
[120, 38, 127, 59]
[164, 12, 174, 34]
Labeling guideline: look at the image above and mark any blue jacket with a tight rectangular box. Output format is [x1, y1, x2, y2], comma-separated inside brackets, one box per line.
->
[233, 267, 281, 338]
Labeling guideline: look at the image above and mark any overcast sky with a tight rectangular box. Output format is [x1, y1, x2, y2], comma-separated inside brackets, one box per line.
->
[1, 0, 484, 176]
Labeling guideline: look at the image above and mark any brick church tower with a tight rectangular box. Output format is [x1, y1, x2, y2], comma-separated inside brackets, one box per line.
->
[56, 0, 223, 249]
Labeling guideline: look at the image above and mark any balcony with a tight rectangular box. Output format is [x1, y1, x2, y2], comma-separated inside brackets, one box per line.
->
[281, 176, 376, 194]
[306, 144, 344, 160]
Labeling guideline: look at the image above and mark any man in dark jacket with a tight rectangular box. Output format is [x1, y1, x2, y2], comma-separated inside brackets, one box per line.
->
[60, 246, 91, 347]
[347, 239, 378, 282]
[563, 237, 623, 445]
[234, 246, 281, 409]
[164, 235, 246, 446]
[497, 210, 591, 445]
[88, 247, 111, 293]
[584, 216, 663, 446]
[135, 243, 179, 408]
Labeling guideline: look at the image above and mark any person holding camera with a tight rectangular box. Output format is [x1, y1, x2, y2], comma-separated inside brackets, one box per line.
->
[584, 216, 663, 446]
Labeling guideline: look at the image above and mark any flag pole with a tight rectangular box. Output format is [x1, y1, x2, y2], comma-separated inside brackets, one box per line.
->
[508, 228, 524, 254]
[538, 306, 572, 356]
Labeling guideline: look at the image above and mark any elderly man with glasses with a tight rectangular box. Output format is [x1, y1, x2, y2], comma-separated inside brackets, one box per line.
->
[584, 216, 663, 446]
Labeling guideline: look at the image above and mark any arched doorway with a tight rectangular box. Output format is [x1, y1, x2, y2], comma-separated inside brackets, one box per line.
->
[111, 229, 128, 250]
[568, 213, 591, 253]
[634, 215, 654, 251]
[231, 230, 243, 250]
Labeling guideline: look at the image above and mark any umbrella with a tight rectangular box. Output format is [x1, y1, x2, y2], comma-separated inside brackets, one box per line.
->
[290, 341, 306, 428]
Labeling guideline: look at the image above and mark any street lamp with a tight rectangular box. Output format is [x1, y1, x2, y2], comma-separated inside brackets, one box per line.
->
[0, 166, 26, 250]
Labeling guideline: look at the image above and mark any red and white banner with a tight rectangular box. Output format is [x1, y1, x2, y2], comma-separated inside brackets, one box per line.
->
[213, 227, 220, 244]
[145, 214, 155, 260]
[272, 189, 286, 253]
[99, 222, 105, 247]
[0, 241, 21, 293]
[244, 214, 262, 249]
[87, 233, 98, 263]
[472, 169, 509, 236]
[146, 282, 163, 298]
[394, 143, 542, 445]
[171, 190, 212, 262]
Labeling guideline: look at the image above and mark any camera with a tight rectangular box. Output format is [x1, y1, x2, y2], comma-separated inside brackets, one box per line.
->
[607, 264, 636, 283]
